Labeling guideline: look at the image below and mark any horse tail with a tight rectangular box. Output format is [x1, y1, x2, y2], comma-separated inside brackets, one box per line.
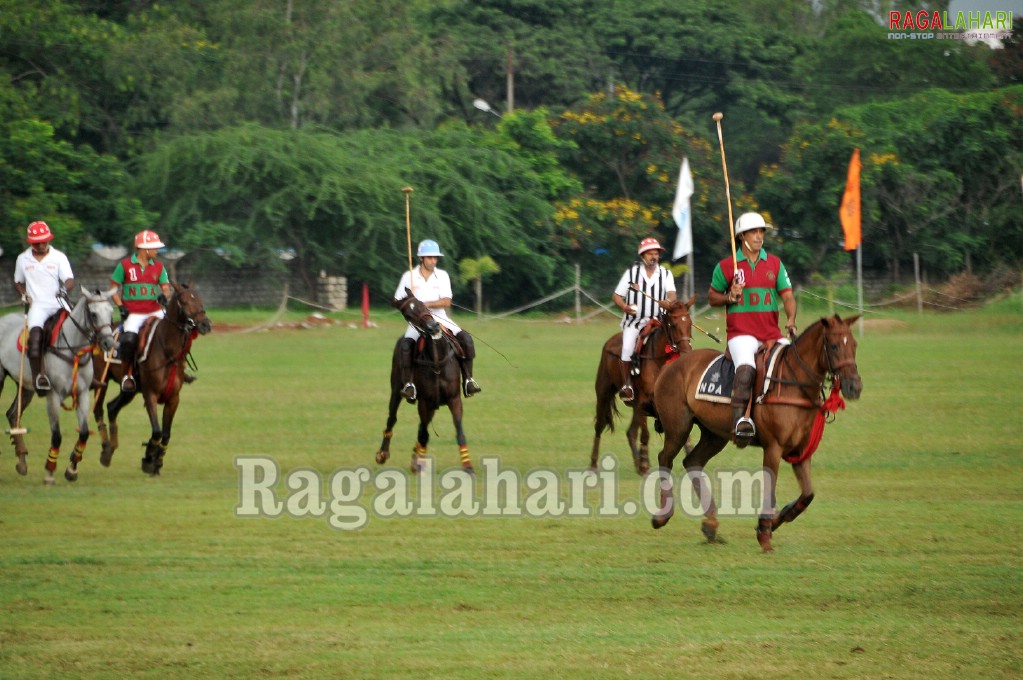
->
[595, 348, 621, 434]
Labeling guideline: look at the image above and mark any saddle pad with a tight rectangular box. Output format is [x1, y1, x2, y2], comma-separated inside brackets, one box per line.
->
[695, 355, 733, 404]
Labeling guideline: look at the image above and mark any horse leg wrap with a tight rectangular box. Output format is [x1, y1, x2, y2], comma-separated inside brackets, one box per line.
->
[381, 430, 393, 440]
[72, 441, 87, 465]
[774, 493, 815, 530]
[46, 447, 59, 473]
[413, 442, 427, 458]
[458, 445, 471, 470]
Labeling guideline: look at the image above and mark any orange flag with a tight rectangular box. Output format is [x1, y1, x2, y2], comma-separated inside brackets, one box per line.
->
[840, 148, 862, 251]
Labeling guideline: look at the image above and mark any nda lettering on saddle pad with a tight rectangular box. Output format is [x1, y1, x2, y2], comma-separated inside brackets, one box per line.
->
[696, 355, 735, 404]
[696, 349, 785, 403]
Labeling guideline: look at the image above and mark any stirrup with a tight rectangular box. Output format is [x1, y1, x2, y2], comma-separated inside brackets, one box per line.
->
[619, 384, 634, 402]
[121, 375, 137, 393]
[734, 416, 756, 448]
[35, 374, 51, 392]
[463, 378, 482, 397]
[401, 382, 417, 403]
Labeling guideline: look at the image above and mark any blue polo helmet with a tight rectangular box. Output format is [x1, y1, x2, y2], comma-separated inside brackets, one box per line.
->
[417, 239, 444, 257]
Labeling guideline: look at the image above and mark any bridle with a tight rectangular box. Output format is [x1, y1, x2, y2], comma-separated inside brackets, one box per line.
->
[167, 290, 207, 333]
[779, 321, 857, 405]
[660, 303, 693, 355]
[50, 296, 114, 358]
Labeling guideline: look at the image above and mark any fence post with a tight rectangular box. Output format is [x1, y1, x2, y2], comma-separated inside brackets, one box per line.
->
[574, 263, 581, 322]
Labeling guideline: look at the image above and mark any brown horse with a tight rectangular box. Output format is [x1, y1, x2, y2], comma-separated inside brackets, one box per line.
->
[651, 315, 862, 551]
[93, 283, 212, 475]
[375, 290, 473, 475]
[590, 295, 695, 475]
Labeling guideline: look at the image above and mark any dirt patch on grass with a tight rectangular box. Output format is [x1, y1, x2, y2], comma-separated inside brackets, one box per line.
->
[861, 318, 908, 331]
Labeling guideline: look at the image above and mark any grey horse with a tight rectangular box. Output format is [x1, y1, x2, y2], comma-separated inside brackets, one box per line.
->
[0, 288, 116, 483]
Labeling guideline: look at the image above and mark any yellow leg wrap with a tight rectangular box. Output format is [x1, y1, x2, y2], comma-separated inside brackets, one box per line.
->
[382, 430, 393, 440]
[459, 446, 470, 465]
[46, 447, 59, 472]
[413, 442, 427, 457]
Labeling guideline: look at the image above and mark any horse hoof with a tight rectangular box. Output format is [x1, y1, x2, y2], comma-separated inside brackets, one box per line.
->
[141, 458, 155, 474]
[651, 515, 669, 530]
[375, 450, 389, 465]
[16, 455, 28, 476]
[462, 465, 475, 477]
[64, 469, 79, 483]
[100, 444, 114, 467]
[43, 477, 55, 487]
[701, 519, 720, 543]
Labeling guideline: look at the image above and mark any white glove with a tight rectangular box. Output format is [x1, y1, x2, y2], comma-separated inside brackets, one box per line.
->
[626, 305, 638, 315]
[21, 293, 31, 304]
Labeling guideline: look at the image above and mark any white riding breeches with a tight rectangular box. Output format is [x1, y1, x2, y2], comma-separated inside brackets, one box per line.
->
[621, 326, 641, 363]
[728, 334, 790, 369]
[123, 310, 165, 335]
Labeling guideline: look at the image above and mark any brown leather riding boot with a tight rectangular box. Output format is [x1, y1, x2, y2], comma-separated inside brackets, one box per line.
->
[456, 331, 481, 397]
[398, 337, 416, 403]
[118, 332, 138, 393]
[731, 365, 756, 447]
[619, 360, 634, 402]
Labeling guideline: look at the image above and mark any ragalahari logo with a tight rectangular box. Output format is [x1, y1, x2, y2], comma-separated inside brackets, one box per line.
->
[888, 9, 1014, 41]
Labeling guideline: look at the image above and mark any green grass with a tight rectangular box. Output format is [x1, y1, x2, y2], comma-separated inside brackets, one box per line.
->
[1, 296, 1021, 678]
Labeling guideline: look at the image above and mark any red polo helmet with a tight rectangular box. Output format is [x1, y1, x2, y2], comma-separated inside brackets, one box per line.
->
[637, 237, 665, 255]
[134, 230, 166, 249]
[26, 221, 54, 244]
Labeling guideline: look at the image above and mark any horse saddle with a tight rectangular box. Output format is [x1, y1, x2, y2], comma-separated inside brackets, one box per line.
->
[619, 318, 662, 360]
[15, 310, 67, 352]
[106, 317, 160, 364]
[695, 343, 786, 404]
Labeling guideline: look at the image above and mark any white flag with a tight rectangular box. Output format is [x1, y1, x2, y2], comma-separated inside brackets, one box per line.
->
[672, 157, 694, 260]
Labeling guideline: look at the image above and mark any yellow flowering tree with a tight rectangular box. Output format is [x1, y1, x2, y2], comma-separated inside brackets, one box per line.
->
[551, 86, 743, 282]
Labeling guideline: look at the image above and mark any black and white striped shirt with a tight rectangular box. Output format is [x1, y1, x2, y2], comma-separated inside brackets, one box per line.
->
[613, 262, 676, 330]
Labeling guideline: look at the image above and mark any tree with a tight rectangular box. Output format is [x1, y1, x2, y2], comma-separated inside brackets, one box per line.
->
[551, 86, 748, 287]
[0, 116, 151, 261]
[459, 256, 501, 318]
[131, 122, 561, 306]
[756, 86, 1023, 282]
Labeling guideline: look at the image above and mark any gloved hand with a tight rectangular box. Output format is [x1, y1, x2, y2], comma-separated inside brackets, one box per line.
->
[21, 293, 31, 304]
[157, 293, 168, 306]
[119, 305, 130, 323]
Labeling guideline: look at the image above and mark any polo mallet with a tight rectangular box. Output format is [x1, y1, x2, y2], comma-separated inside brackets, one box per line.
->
[8, 303, 30, 435]
[629, 284, 721, 344]
[712, 112, 738, 277]
[402, 186, 415, 295]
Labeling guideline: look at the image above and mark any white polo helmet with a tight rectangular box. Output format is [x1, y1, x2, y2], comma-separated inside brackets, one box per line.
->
[734, 212, 773, 237]
[417, 239, 443, 257]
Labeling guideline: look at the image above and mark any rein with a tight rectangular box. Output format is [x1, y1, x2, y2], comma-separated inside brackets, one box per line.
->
[50, 299, 113, 412]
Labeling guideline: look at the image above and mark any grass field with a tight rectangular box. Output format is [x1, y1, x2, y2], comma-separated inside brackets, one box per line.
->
[1, 295, 1021, 679]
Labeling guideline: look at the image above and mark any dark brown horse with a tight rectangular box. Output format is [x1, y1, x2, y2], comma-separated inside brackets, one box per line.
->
[651, 315, 862, 551]
[590, 295, 695, 475]
[93, 283, 212, 475]
[375, 290, 473, 475]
